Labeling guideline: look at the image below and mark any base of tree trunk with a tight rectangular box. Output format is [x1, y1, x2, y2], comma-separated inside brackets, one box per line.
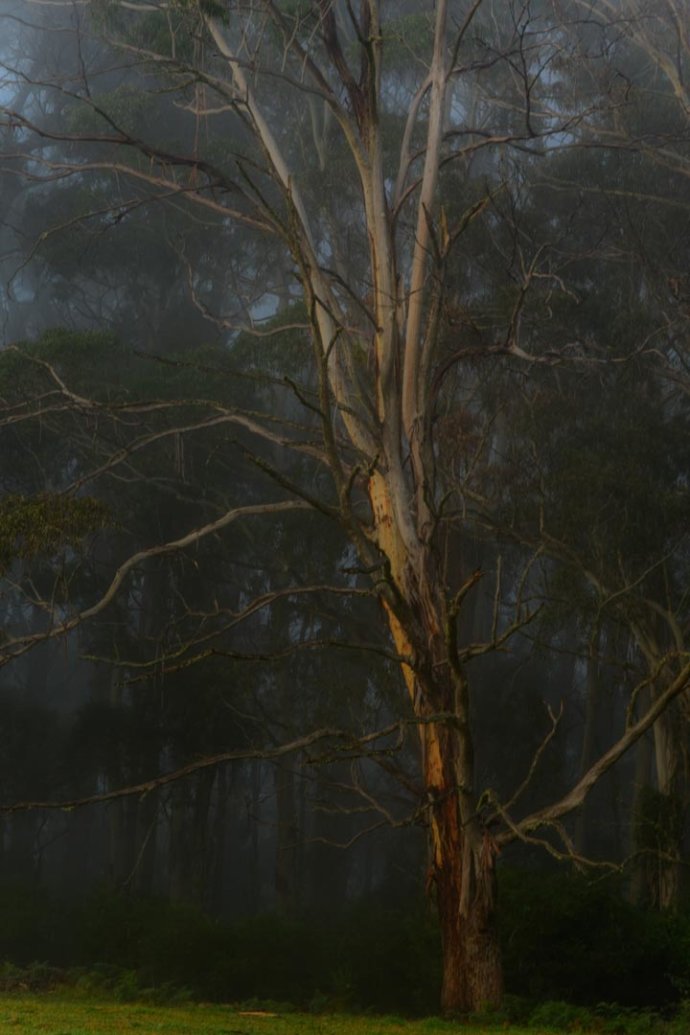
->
[434, 839, 503, 1016]
[440, 905, 503, 1015]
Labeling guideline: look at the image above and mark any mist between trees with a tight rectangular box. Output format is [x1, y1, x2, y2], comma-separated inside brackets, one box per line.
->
[0, 0, 689, 1017]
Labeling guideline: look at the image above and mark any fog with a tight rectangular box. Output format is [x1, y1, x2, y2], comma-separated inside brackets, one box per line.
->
[0, 0, 688, 1015]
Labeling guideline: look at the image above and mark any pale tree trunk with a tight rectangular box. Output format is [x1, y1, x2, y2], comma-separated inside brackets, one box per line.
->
[209, 762, 230, 914]
[190, 768, 215, 907]
[131, 794, 157, 896]
[575, 624, 602, 856]
[248, 760, 262, 913]
[651, 703, 685, 909]
[632, 709, 685, 912]
[630, 729, 653, 906]
[354, 0, 502, 1002]
[631, 620, 687, 911]
[308, 765, 352, 914]
[167, 783, 188, 902]
[274, 761, 299, 913]
[354, 5, 503, 1002]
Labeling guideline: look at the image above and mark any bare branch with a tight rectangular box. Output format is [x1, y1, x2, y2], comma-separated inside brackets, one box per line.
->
[0, 500, 310, 664]
[499, 657, 690, 845]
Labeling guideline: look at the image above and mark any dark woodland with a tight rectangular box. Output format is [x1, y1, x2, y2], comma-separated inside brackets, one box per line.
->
[0, 0, 689, 1017]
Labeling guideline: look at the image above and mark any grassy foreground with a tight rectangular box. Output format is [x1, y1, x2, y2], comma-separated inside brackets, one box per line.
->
[0, 995, 580, 1035]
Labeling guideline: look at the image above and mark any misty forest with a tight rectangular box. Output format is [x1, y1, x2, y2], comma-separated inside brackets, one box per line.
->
[0, 0, 689, 1022]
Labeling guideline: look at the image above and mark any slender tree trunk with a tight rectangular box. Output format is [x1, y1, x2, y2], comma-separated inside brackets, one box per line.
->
[190, 768, 215, 906]
[168, 784, 189, 902]
[274, 761, 298, 913]
[132, 795, 158, 896]
[210, 762, 230, 915]
[631, 688, 685, 911]
[651, 703, 685, 910]
[630, 729, 653, 906]
[248, 760, 262, 913]
[308, 765, 351, 914]
[575, 625, 601, 855]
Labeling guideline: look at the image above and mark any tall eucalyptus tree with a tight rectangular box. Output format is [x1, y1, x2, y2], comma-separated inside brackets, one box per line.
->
[2, 0, 690, 1012]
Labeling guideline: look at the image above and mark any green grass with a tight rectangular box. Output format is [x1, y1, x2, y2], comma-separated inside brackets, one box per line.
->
[0, 995, 587, 1035]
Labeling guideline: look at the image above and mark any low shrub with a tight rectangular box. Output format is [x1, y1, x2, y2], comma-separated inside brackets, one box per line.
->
[499, 869, 683, 1008]
[529, 999, 593, 1030]
[0, 960, 67, 993]
[0, 884, 70, 964]
[0, 872, 689, 1016]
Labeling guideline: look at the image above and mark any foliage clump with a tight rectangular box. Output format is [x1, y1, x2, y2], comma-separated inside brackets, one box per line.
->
[0, 494, 109, 573]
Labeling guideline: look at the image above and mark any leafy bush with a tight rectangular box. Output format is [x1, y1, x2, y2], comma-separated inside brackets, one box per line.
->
[73, 893, 441, 1012]
[1, 874, 690, 1017]
[73, 963, 191, 1005]
[593, 1002, 664, 1034]
[0, 960, 67, 993]
[335, 901, 440, 1015]
[499, 869, 680, 1007]
[529, 999, 593, 1030]
[0, 884, 71, 965]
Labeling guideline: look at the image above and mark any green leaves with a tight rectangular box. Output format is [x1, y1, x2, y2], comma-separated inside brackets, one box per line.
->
[0, 494, 110, 573]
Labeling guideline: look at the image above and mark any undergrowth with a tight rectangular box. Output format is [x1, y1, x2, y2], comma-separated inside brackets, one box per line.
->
[0, 870, 689, 1022]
